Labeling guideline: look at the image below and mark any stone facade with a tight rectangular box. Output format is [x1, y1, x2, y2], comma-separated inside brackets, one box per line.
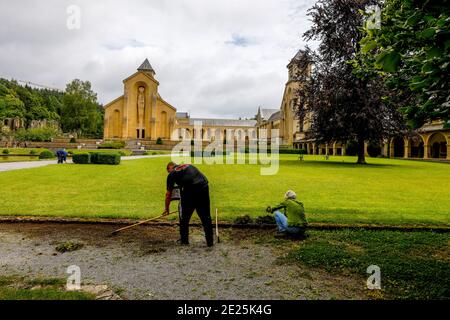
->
[103, 59, 177, 140]
[104, 57, 449, 160]
[256, 50, 449, 160]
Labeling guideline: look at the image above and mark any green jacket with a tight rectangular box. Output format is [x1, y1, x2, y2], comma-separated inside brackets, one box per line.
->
[271, 199, 307, 228]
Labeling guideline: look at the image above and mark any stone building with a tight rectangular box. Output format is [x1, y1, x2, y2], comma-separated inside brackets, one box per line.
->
[104, 57, 449, 160]
[103, 59, 177, 140]
[255, 50, 449, 160]
[104, 59, 257, 143]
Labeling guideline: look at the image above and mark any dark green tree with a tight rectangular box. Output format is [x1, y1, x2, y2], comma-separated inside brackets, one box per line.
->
[0, 84, 26, 119]
[355, 0, 450, 128]
[61, 79, 103, 138]
[295, 0, 405, 164]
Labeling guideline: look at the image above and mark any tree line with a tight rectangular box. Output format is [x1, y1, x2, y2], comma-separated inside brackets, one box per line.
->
[0, 78, 104, 139]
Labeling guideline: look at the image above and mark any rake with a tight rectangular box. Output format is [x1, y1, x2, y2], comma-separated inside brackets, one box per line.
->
[215, 208, 220, 243]
[109, 210, 178, 236]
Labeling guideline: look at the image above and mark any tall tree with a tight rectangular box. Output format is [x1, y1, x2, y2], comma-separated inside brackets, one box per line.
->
[61, 79, 103, 138]
[295, 0, 405, 164]
[355, 0, 450, 128]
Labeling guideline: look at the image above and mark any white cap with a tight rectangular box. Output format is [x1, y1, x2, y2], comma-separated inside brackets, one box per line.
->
[285, 190, 297, 200]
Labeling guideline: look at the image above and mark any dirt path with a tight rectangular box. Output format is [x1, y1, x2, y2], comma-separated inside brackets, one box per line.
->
[0, 223, 367, 300]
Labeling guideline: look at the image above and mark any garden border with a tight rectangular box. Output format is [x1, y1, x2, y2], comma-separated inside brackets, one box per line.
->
[0, 216, 448, 233]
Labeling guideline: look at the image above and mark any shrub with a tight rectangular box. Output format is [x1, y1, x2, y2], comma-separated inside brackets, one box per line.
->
[97, 153, 121, 165]
[14, 127, 59, 142]
[69, 137, 77, 143]
[72, 153, 90, 164]
[98, 141, 125, 149]
[118, 151, 126, 156]
[279, 148, 304, 155]
[244, 147, 305, 154]
[29, 149, 37, 155]
[89, 152, 99, 164]
[39, 150, 54, 159]
[345, 140, 358, 156]
[156, 137, 163, 145]
[2, 149, 9, 154]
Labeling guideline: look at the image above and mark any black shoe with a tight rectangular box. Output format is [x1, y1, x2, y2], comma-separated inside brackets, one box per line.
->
[176, 239, 189, 245]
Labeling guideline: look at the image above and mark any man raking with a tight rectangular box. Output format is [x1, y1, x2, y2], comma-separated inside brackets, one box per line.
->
[165, 162, 214, 247]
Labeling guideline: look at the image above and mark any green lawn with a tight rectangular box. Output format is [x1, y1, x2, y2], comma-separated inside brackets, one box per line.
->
[0, 155, 449, 226]
[278, 229, 450, 299]
[0, 276, 95, 300]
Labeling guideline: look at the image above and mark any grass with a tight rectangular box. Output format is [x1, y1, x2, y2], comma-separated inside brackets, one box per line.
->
[1, 148, 48, 155]
[0, 156, 40, 163]
[0, 154, 448, 226]
[0, 275, 95, 300]
[279, 229, 450, 299]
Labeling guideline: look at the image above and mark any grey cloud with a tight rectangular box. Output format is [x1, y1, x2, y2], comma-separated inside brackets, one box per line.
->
[0, 0, 316, 118]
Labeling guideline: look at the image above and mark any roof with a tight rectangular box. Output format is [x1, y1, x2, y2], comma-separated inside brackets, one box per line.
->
[259, 108, 279, 121]
[176, 112, 189, 118]
[287, 49, 308, 67]
[267, 110, 281, 122]
[189, 118, 257, 127]
[137, 58, 155, 73]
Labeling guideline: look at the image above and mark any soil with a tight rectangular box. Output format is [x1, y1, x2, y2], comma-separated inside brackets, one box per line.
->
[0, 222, 367, 300]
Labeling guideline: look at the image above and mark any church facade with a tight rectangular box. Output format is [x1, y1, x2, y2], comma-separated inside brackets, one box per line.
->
[103, 59, 177, 141]
[103, 59, 257, 143]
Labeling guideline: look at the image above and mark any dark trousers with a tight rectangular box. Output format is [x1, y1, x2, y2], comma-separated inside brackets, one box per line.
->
[180, 184, 213, 245]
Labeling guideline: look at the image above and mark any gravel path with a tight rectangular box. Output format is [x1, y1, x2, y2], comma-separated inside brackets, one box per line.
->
[0, 223, 367, 300]
[0, 154, 169, 172]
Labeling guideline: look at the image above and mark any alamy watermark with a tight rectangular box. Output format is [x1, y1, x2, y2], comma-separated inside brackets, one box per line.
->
[366, 265, 381, 290]
[66, 5, 81, 30]
[365, 5, 381, 30]
[66, 265, 81, 290]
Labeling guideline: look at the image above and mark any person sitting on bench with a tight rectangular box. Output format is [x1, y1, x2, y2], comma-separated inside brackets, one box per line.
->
[267, 190, 308, 238]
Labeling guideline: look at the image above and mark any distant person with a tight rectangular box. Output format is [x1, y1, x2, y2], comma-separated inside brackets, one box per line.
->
[56, 149, 63, 164]
[62, 148, 68, 163]
[164, 162, 214, 247]
[267, 190, 308, 239]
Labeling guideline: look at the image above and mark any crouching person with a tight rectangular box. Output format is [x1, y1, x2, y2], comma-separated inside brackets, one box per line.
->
[267, 190, 308, 239]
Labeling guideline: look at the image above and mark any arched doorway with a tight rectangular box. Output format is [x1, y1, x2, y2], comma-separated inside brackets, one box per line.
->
[392, 137, 405, 157]
[112, 110, 121, 138]
[160, 111, 168, 139]
[409, 135, 424, 158]
[428, 133, 447, 158]
[185, 128, 191, 139]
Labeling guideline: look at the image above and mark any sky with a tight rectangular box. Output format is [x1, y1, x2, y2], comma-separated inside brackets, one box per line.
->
[0, 0, 317, 118]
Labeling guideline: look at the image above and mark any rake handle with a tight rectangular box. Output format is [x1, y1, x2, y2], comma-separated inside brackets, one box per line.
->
[111, 210, 178, 235]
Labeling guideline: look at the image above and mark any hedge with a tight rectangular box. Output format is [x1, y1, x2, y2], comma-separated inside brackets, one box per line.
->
[39, 150, 55, 159]
[88, 152, 99, 164]
[244, 147, 306, 154]
[72, 153, 90, 164]
[97, 153, 121, 165]
[75, 152, 121, 165]
[98, 141, 125, 149]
